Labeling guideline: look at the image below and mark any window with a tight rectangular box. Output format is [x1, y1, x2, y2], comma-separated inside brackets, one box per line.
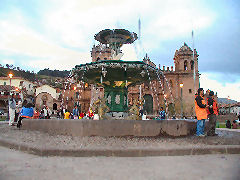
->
[4, 82, 6, 85]
[184, 60, 188, 71]
[104, 57, 107, 60]
[190, 60, 194, 70]
[189, 89, 192, 93]
[29, 84, 31, 88]
[97, 57, 100, 61]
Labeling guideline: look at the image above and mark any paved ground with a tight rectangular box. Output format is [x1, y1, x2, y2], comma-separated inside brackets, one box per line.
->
[0, 146, 239, 180]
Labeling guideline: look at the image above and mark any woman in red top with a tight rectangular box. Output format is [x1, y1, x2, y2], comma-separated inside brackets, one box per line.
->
[33, 108, 40, 119]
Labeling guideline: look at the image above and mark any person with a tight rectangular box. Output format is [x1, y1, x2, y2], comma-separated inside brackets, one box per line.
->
[142, 111, 148, 120]
[46, 106, 52, 119]
[64, 109, 70, 119]
[159, 107, 165, 120]
[33, 108, 40, 119]
[8, 94, 16, 126]
[195, 88, 208, 137]
[17, 103, 34, 128]
[15, 100, 22, 123]
[42, 106, 47, 119]
[72, 106, 79, 119]
[207, 91, 219, 136]
[79, 112, 85, 119]
[232, 120, 238, 129]
[87, 108, 94, 119]
[226, 120, 231, 129]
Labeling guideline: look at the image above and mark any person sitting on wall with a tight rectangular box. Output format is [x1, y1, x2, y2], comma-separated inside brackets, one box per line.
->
[72, 106, 79, 119]
[232, 120, 238, 129]
[64, 110, 70, 119]
[17, 103, 34, 129]
[142, 111, 149, 120]
[33, 108, 40, 119]
[159, 107, 166, 120]
[226, 120, 231, 129]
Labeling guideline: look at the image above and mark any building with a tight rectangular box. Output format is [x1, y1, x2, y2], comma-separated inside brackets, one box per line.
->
[0, 85, 22, 113]
[35, 85, 61, 111]
[0, 77, 36, 96]
[219, 103, 240, 115]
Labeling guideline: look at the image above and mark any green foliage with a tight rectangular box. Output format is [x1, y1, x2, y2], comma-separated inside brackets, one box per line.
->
[37, 68, 70, 78]
[0, 67, 35, 81]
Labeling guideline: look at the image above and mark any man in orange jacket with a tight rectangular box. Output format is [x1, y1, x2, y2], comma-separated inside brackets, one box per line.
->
[195, 88, 208, 137]
[207, 91, 219, 136]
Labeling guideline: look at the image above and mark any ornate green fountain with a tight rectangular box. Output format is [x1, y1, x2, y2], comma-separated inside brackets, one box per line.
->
[72, 29, 158, 117]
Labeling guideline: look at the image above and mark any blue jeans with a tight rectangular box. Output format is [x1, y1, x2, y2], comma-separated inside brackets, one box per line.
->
[196, 119, 205, 136]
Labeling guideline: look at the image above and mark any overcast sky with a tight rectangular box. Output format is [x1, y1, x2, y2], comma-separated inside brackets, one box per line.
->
[0, 0, 239, 101]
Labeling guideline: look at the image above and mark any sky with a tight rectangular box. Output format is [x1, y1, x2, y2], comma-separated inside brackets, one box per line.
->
[0, 0, 239, 101]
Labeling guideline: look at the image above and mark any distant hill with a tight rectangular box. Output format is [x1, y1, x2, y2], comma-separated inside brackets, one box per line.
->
[37, 68, 70, 78]
[0, 66, 70, 88]
[218, 98, 238, 104]
[0, 67, 35, 81]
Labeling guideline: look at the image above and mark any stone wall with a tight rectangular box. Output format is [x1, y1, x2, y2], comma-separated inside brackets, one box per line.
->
[22, 119, 199, 137]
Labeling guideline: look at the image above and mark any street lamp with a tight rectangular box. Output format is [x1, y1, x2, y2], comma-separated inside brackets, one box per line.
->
[180, 83, 183, 119]
[73, 86, 77, 107]
[227, 96, 230, 114]
[7, 73, 13, 121]
[8, 73, 13, 87]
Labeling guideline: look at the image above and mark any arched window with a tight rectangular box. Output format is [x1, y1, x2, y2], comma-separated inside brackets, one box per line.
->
[97, 57, 100, 61]
[190, 60, 194, 70]
[104, 57, 107, 60]
[184, 60, 188, 71]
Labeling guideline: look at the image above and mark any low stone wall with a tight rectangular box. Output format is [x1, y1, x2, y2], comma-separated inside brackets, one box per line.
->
[22, 119, 200, 137]
[217, 114, 237, 123]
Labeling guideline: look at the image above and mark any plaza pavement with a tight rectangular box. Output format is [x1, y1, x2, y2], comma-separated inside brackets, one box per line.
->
[0, 146, 239, 180]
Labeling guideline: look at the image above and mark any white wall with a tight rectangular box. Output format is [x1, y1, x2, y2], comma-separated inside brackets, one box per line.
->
[35, 85, 58, 99]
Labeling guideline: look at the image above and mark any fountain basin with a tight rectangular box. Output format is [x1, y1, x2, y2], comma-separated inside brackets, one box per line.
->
[22, 119, 201, 137]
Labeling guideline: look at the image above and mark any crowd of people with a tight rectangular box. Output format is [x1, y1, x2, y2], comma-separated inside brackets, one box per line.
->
[8, 89, 239, 133]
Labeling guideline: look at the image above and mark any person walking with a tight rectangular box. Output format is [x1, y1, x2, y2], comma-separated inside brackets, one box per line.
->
[195, 88, 208, 137]
[207, 91, 219, 136]
[8, 94, 16, 126]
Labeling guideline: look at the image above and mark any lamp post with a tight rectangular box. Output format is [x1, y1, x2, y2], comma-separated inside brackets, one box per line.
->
[73, 86, 77, 107]
[227, 96, 230, 114]
[7, 73, 13, 121]
[180, 83, 183, 119]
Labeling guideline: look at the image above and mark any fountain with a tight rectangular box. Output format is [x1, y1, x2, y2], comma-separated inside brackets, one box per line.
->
[71, 29, 161, 119]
